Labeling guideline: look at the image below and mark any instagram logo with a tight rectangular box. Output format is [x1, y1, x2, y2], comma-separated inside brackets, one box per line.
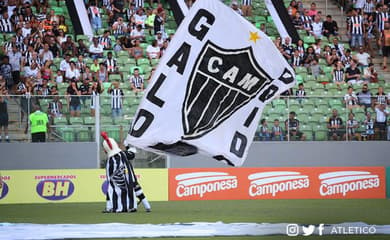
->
[286, 224, 299, 236]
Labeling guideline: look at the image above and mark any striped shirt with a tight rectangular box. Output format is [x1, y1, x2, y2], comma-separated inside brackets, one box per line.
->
[113, 22, 126, 36]
[333, 69, 344, 82]
[363, 1, 375, 14]
[133, 0, 144, 8]
[130, 75, 144, 89]
[242, 0, 252, 5]
[291, 55, 302, 67]
[347, 119, 358, 134]
[105, 58, 117, 73]
[0, 18, 12, 32]
[349, 15, 364, 34]
[110, 88, 124, 109]
[376, 12, 389, 32]
[99, 36, 112, 50]
[300, 15, 312, 29]
[375, 94, 387, 105]
[49, 101, 62, 117]
[295, 89, 306, 98]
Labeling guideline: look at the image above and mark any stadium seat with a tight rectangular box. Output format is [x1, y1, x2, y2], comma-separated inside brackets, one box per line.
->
[75, 127, 91, 142]
[69, 117, 84, 125]
[84, 116, 95, 125]
[53, 117, 68, 125]
[303, 36, 315, 44]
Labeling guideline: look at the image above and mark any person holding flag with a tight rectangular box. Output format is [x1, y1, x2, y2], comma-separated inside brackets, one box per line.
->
[102, 132, 151, 213]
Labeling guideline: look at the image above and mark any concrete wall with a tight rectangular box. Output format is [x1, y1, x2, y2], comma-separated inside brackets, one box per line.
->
[1, 142, 389, 170]
[168, 142, 390, 168]
[0, 143, 98, 170]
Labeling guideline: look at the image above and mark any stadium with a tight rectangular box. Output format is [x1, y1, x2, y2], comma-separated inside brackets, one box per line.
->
[0, 0, 390, 239]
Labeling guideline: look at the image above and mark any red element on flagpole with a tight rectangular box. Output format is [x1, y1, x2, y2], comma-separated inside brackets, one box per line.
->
[101, 131, 113, 150]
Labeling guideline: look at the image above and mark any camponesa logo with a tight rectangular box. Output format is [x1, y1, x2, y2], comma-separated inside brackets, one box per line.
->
[248, 171, 309, 197]
[175, 172, 238, 198]
[319, 171, 380, 196]
[36, 179, 75, 200]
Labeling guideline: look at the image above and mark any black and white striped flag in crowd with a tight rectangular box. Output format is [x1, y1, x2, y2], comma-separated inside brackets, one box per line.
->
[168, 0, 300, 43]
[125, 0, 295, 166]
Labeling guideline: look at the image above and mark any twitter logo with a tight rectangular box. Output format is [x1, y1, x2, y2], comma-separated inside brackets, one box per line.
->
[302, 225, 315, 236]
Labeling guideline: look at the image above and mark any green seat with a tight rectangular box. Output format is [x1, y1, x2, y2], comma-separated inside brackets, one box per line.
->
[303, 36, 315, 44]
[53, 117, 68, 125]
[130, 66, 144, 74]
[317, 74, 330, 83]
[304, 74, 316, 82]
[314, 131, 327, 141]
[106, 127, 121, 142]
[75, 127, 91, 142]
[329, 99, 343, 108]
[108, 74, 122, 82]
[295, 66, 307, 74]
[101, 116, 114, 125]
[84, 116, 95, 125]
[137, 58, 150, 66]
[316, 98, 328, 108]
[69, 117, 84, 125]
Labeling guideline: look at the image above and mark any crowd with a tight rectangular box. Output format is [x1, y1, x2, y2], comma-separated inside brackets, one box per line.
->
[0, 0, 388, 142]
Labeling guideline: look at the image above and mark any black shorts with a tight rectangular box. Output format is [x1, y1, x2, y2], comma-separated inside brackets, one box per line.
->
[32, 132, 46, 142]
[0, 113, 8, 127]
[289, 130, 303, 138]
[328, 129, 344, 137]
[382, 46, 390, 57]
[375, 122, 387, 131]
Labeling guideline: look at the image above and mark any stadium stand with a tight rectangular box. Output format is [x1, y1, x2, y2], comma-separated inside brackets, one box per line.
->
[0, 0, 389, 143]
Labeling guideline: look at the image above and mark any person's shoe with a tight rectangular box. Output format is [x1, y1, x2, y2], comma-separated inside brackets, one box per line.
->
[128, 208, 137, 213]
[146, 208, 151, 213]
[102, 209, 114, 213]
[5, 139, 9, 143]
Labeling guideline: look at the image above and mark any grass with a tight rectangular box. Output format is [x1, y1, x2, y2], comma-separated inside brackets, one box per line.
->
[1, 199, 390, 239]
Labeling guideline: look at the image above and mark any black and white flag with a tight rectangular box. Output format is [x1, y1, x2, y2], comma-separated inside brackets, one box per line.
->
[125, 0, 295, 166]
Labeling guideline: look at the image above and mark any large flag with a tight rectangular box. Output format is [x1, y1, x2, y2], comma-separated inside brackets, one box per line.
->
[167, 0, 300, 43]
[125, 0, 295, 166]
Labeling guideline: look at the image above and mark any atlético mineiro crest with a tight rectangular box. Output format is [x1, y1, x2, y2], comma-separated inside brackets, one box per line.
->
[182, 41, 273, 140]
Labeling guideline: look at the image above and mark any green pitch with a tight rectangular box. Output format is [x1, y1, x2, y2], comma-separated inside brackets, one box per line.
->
[1, 199, 390, 240]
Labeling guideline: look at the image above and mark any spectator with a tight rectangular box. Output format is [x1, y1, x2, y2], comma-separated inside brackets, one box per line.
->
[112, 17, 127, 38]
[377, 4, 389, 56]
[231, 1, 242, 16]
[160, 40, 169, 57]
[79, 78, 91, 106]
[301, 9, 312, 33]
[330, 37, 344, 57]
[271, 119, 284, 141]
[308, 2, 318, 18]
[296, 39, 305, 58]
[99, 30, 112, 50]
[345, 60, 362, 84]
[326, 48, 341, 66]
[241, 0, 253, 17]
[130, 39, 144, 60]
[292, 12, 304, 30]
[258, 119, 270, 141]
[155, 31, 166, 48]
[82, 66, 94, 82]
[291, 49, 303, 68]
[323, 15, 338, 38]
[66, 80, 81, 117]
[61, 36, 77, 57]
[75, 55, 87, 74]
[0, 86, 10, 142]
[0, 56, 13, 91]
[281, 37, 293, 61]
[38, 43, 53, 64]
[309, 59, 323, 79]
[341, 49, 353, 68]
[8, 44, 22, 88]
[357, 84, 372, 110]
[363, 63, 377, 82]
[344, 112, 360, 140]
[48, 95, 63, 121]
[303, 47, 316, 67]
[259, 23, 267, 34]
[374, 86, 387, 106]
[125, 2, 136, 22]
[310, 15, 323, 39]
[382, 22, 390, 70]
[374, 104, 389, 140]
[105, 51, 123, 81]
[153, 8, 165, 35]
[65, 61, 81, 82]
[130, 68, 144, 93]
[287, 0, 298, 18]
[146, 40, 161, 60]
[113, 38, 123, 53]
[332, 61, 345, 89]
[348, 9, 364, 50]
[130, 24, 145, 42]
[54, 70, 63, 84]
[89, 37, 104, 59]
[134, 8, 147, 28]
[96, 62, 108, 82]
[285, 111, 306, 141]
[36, 78, 51, 97]
[77, 39, 89, 57]
[90, 58, 100, 74]
[361, 111, 375, 140]
[111, 0, 125, 22]
[344, 86, 360, 109]
[56, 30, 67, 44]
[59, 54, 71, 77]
[353, 46, 371, 71]
[364, 14, 375, 57]
[90, 80, 104, 117]
[145, 7, 155, 35]
[328, 109, 344, 140]
[107, 81, 124, 119]
[295, 83, 306, 103]
[88, 1, 102, 33]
